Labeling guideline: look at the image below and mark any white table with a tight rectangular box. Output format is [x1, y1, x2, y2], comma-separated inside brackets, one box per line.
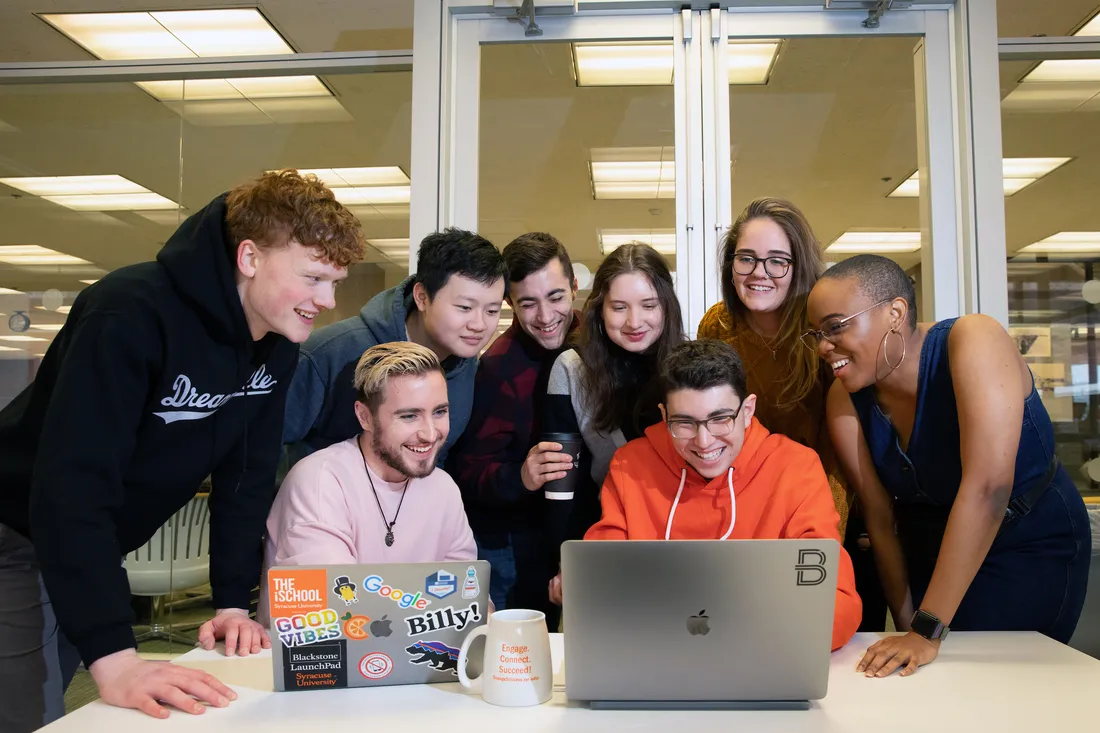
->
[47, 632, 1100, 732]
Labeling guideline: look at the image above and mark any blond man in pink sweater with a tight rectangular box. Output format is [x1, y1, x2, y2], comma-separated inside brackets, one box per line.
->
[260, 342, 476, 622]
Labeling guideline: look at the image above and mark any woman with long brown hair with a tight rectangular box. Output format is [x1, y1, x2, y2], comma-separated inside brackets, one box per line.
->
[543, 243, 685, 602]
[697, 197, 849, 532]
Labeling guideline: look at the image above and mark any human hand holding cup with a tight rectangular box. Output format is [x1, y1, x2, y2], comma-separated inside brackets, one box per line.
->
[536, 432, 583, 500]
[457, 609, 553, 706]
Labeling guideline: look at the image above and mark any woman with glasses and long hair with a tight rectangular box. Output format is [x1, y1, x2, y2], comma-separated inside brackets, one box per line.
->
[544, 243, 686, 604]
[807, 254, 1090, 678]
[698, 198, 851, 534]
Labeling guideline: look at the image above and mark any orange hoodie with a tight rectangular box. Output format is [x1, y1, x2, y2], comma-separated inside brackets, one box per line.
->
[585, 417, 861, 651]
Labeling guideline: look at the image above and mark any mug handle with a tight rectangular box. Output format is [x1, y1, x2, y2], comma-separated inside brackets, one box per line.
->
[457, 626, 488, 692]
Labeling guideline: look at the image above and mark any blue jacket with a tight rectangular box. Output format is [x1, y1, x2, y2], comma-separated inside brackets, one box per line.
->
[282, 276, 478, 464]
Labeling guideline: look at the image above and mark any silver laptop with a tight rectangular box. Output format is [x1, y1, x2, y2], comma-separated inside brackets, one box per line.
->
[267, 561, 490, 692]
[561, 539, 839, 709]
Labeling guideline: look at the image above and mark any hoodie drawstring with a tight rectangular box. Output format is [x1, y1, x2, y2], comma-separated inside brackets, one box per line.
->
[664, 467, 737, 541]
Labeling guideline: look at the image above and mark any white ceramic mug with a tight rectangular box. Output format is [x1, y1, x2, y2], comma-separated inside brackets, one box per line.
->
[457, 609, 553, 706]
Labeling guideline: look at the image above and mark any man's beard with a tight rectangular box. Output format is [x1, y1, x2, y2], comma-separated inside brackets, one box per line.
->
[371, 430, 438, 479]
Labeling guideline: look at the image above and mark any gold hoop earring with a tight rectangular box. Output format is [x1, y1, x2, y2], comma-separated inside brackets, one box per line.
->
[882, 328, 906, 370]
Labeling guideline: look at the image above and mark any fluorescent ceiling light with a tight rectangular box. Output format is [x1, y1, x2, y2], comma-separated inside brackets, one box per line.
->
[41, 9, 291, 60]
[573, 42, 672, 86]
[35, 305, 72, 315]
[0, 175, 178, 211]
[1017, 232, 1100, 254]
[727, 41, 780, 85]
[367, 239, 411, 259]
[1079, 12, 1100, 36]
[79, 279, 99, 285]
[297, 167, 409, 187]
[1023, 59, 1100, 84]
[332, 186, 410, 206]
[590, 147, 675, 200]
[888, 158, 1071, 198]
[573, 40, 779, 86]
[136, 76, 328, 102]
[0, 288, 24, 295]
[0, 335, 47, 343]
[0, 346, 22, 352]
[826, 231, 921, 254]
[599, 229, 676, 256]
[0, 246, 91, 266]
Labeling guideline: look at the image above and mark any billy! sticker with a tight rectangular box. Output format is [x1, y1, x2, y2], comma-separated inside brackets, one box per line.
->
[404, 602, 482, 636]
[405, 640, 460, 676]
[269, 569, 327, 616]
[274, 608, 342, 648]
[363, 574, 430, 610]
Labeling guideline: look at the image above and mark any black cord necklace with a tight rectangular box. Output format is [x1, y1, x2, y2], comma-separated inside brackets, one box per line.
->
[357, 436, 409, 547]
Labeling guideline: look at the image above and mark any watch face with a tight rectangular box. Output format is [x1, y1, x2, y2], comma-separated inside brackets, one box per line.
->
[912, 610, 947, 640]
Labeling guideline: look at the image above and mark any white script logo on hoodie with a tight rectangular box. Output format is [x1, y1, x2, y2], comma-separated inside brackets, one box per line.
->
[153, 365, 277, 424]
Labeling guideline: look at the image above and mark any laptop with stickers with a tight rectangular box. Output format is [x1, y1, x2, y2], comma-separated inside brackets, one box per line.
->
[267, 561, 490, 691]
[561, 539, 839, 710]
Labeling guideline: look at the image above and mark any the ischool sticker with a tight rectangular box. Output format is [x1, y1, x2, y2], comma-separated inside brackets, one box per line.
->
[404, 602, 482, 637]
[274, 608, 342, 648]
[425, 569, 458, 600]
[283, 639, 348, 690]
[269, 568, 327, 616]
[363, 574, 432, 610]
[359, 652, 394, 681]
[405, 640, 460, 676]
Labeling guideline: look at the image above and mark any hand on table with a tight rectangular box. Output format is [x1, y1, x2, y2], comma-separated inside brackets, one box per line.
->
[198, 608, 270, 657]
[520, 442, 574, 492]
[857, 632, 939, 678]
[89, 649, 236, 719]
[548, 572, 563, 606]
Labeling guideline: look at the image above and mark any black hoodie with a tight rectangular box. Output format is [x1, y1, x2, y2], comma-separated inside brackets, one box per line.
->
[0, 194, 298, 667]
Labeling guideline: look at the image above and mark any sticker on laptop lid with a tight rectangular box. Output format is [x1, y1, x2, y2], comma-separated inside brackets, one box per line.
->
[404, 602, 482, 636]
[282, 638, 347, 691]
[363, 574, 431, 610]
[358, 652, 394, 680]
[341, 612, 370, 640]
[405, 640, 460, 676]
[425, 569, 458, 599]
[461, 566, 480, 599]
[269, 568, 327, 616]
[333, 575, 358, 606]
[274, 608, 342, 648]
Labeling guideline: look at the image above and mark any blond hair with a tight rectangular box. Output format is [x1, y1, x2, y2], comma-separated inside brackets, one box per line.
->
[353, 342, 443, 412]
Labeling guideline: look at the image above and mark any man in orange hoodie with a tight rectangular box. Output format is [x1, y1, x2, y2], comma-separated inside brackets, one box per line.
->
[551, 339, 861, 651]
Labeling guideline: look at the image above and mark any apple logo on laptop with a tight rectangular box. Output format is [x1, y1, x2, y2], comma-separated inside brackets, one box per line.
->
[370, 615, 393, 638]
[686, 610, 710, 636]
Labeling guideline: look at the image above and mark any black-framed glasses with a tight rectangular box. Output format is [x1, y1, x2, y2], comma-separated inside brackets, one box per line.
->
[799, 298, 893, 352]
[666, 404, 743, 440]
[732, 253, 793, 279]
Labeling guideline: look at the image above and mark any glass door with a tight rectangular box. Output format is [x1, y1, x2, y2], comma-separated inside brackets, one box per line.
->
[442, 10, 707, 334]
[705, 6, 963, 327]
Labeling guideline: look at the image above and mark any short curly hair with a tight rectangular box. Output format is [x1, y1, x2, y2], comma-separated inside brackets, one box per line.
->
[225, 169, 365, 268]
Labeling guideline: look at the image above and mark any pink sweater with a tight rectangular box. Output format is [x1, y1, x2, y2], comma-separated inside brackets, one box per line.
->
[259, 437, 476, 622]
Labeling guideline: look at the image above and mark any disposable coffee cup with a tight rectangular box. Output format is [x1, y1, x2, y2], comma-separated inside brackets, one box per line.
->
[541, 432, 583, 501]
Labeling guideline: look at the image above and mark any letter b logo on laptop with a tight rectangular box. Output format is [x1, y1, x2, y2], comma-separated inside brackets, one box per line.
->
[796, 549, 827, 586]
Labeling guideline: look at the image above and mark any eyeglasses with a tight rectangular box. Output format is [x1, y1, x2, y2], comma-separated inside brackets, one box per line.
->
[799, 298, 893, 352]
[732, 253, 793, 279]
[666, 404, 743, 440]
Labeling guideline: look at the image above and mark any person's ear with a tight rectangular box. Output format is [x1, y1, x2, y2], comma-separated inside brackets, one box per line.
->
[889, 297, 908, 331]
[740, 394, 757, 424]
[354, 400, 374, 433]
[412, 281, 431, 313]
[659, 403, 667, 422]
[571, 276, 579, 298]
[236, 239, 260, 279]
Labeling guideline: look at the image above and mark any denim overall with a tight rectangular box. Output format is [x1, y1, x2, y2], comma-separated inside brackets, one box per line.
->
[850, 319, 1091, 642]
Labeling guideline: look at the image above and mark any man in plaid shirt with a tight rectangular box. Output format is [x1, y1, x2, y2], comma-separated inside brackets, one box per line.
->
[450, 233, 580, 629]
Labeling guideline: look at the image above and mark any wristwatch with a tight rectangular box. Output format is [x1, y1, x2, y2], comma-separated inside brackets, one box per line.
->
[910, 609, 950, 642]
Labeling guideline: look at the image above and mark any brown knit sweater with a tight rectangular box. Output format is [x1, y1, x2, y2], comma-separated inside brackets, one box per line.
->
[697, 302, 851, 536]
